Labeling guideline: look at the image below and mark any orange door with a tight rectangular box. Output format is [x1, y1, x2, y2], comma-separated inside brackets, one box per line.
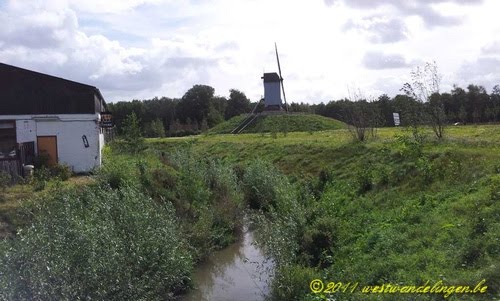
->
[37, 136, 58, 166]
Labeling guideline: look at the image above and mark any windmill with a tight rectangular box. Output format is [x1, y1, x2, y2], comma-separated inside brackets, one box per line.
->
[262, 43, 288, 112]
[231, 43, 289, 134]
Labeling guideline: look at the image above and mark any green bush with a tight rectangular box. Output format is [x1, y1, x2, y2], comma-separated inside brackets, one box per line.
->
[33, 153, 50, 169]
[49, 163, 72, 180]
[394, 134, 423, 158]
[355, 166, 373, 194]
[269, 264, 318, 301]
[300, 217, 338, 268]
[242, 160, 292, 210]
[0, 185, 192, 301]
[489, 175, 500, 201]
[32, 166, 51, 191]
[165, 150, 243, 259]
[97, 155, 139, 189]
[0, 170, 10, 191]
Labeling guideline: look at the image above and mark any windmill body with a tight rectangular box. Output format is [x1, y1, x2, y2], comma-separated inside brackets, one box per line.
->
[230, 43, 288, 134]
[262, 72, 283, 111]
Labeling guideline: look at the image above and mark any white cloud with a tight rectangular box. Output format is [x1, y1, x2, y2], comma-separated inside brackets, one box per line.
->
[344, 16, 408, 43]
[0, 0, 499, 103]
[326, 0, 483, 27]
[363, 51, 410, 69]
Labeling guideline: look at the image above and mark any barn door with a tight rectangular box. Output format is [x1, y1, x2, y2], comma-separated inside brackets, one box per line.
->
[37, 136, 58, 166]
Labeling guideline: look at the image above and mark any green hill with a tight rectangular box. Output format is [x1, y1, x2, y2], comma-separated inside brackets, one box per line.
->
[209, 113, 346, 134]
[149, 125, 500, 300]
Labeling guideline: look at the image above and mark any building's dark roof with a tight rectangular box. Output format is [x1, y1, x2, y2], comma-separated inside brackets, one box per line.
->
[262, 72, 281, 83]
[0, 63, 107, 115]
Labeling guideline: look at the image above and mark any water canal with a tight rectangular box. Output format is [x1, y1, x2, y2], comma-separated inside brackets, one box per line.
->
[181, 223, 274, 301]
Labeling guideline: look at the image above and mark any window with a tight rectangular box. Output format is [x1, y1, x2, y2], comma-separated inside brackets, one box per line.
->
[0, 121, 16, 159]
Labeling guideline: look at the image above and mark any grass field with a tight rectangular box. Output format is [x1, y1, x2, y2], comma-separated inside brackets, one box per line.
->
[208, 113, 346, 134]
[1, 124, 499, 300]
[150, 125, 500, 176]
[149, 124, 500, 300]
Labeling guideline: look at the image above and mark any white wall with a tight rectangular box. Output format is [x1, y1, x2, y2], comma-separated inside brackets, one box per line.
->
[3, 114, 102, 173]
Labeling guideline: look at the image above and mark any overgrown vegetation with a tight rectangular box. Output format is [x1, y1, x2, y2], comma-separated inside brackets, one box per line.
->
[148, 125, 500, 301]
[209, 114, 345, 134]
[1, 124, 499, 300]
[0, 185, 192, 301]
[0, 138, 244, 299]
[107, 79, 500, 138]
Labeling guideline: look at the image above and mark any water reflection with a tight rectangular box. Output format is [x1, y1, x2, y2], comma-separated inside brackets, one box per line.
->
[180, 226, 273, 301]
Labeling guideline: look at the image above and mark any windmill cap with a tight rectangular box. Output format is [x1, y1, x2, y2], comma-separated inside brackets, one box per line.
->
[262, 72, 281, 82]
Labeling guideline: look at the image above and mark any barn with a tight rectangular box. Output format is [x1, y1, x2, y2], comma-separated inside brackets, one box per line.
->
[0, 63, 110, 176]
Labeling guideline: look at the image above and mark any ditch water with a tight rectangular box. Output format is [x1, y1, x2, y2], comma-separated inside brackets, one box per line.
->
[180, 223, 274, 301]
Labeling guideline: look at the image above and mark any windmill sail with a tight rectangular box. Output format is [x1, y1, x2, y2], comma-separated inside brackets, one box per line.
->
[275, 43, 288, 112]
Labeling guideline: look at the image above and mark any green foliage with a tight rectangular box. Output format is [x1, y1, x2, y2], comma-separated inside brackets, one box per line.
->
[0, 170, 10, 191]
[144, 118, 166, 138]
[225, 89, 251, 119]
[33, 153, 50, 169]
[160, 149, 244, 260]
[394, 133, 424, 158]
[354, 165, 373, 194]
[300, 217, 338, 268]
[242, 160, 293, 211]
[489, 174, 500, 201]
[121, 112, 145, 153]
[0, 185, 192, 301]
[32, 166, 51, 191]
[97, 154, 139, 189]
[269, 264, 319, 301]
[177, 85, 217, 126]
[49, 163, 72, 181]
[209, 114, 345, 134]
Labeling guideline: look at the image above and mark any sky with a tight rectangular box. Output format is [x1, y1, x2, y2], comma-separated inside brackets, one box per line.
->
[1, 0, 499, 103]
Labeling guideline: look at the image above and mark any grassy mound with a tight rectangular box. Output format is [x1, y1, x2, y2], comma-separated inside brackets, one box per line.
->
[209, 113, 345, 134]
[149, 125, 500, 300]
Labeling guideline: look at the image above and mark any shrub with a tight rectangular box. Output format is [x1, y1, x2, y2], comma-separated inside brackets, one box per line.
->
[33, 153, 50, 169]
[97, 155, 139, 189]
[243, 160, 290, 210]
[49, 163, 72, 180]
[0, 185, 192, 301]
[394, 134, 423, 158]
[32, 166, 51, 191]
[166, 151, 243, 259]
[355, 167, 373, 194]
[489, 175, 500, 201]
[270, 264, 318, 301]
[0, 170, 10, 191]
[300, 217, 338, 268]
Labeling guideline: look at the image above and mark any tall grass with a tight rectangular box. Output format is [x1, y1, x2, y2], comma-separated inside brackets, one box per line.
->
[0, 185, 192, 301]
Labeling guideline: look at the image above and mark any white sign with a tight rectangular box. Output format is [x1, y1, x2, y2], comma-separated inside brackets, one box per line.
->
[393, 113, 400, 126]
[16, 120, 36, 143]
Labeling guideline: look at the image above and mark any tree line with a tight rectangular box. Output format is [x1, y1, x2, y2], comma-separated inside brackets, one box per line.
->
[108, 83, 500, 137]
[108, 86, 253, 137]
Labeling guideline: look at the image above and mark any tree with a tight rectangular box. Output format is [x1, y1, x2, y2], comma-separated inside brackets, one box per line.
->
[344, 88, 380, 142]
[121, 112, 145, 153]
[402, 61, 445, 139]
[491, 85, 500, 122]
[225, 89, 251, 119]
[177, 85, 215, 125]
[376, 94, 395, 127]
[208, 96, 227, 127]
[451, 86, 468, 124]
[144, 119, 165, 138]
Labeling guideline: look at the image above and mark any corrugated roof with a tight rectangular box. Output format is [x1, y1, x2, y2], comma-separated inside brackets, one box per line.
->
[261, 72, 281, 83]
[0, 63, 106, 115]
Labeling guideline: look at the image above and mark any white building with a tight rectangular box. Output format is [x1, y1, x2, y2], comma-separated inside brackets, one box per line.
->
[0, 63, 109, 174]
